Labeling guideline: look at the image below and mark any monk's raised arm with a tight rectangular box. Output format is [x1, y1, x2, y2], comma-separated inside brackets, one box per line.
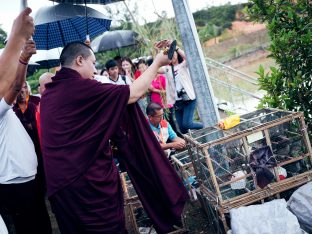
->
[0, 8, 34, 98]
[128, 52, 170, 104]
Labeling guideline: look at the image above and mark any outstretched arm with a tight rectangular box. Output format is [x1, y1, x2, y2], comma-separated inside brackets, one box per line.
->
[4, 40, 36, 105]
[128, 51, 170, 104]
[0, 8, 34, 98]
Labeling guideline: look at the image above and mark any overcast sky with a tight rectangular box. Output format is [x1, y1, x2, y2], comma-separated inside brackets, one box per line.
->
[0, 0, 248, 34]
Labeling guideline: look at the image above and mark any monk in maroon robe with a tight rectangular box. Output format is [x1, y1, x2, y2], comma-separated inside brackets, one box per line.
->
[40, 42, 188, 234]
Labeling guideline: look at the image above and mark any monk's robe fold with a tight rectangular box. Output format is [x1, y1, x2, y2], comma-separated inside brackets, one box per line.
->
[41, 67, 188, 234]
[114, 104, 189, 233]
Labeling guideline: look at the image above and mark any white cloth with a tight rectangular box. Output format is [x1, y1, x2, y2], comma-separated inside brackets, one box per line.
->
[0, 98, 37, 184]
[165, 61, 196, 105]
[288, 182, 312, 232]
[95, 75, 132, 85]
[0, 215, 8, 234]
[230, 199, 303, 234]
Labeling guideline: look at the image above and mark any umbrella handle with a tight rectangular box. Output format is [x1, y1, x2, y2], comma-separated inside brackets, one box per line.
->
[85, 35, 90, 45]
[20, 0, 28, 12]
[20, 0, 33, 40]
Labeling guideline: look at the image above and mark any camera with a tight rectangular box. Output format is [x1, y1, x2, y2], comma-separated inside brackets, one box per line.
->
[177, 88, 190, 101]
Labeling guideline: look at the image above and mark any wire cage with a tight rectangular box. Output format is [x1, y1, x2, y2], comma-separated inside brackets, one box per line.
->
[171, 150, 198, 200]
[184, 108, 312, 231]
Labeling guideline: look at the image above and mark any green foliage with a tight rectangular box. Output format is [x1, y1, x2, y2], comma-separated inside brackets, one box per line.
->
[194, 4, 246, 43]
[198, 23, 221, 43]
[95, 3, 247, 65]
[193, 4, 242, 28]
[0, 25, 7, 48]
[95, 16, 181, 67]
[27, 69, 49, 94]
[225, 109, 236, 116]
[248, 0, 312, 133]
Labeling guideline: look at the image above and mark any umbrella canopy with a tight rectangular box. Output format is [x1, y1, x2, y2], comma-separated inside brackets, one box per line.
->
[30, 47, 63, 69]
[33, 3, 111, 50]
[91, 30, 138, 53]
[49, 0, 123, 4]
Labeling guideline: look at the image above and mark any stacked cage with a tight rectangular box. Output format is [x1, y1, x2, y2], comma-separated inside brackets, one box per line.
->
[184, 109, 312, 231]
[171, 150, 198, 200]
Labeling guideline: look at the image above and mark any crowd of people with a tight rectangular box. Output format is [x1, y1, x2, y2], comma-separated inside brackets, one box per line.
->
[96, 39, 204, 138]
[0, 7, 203, 234]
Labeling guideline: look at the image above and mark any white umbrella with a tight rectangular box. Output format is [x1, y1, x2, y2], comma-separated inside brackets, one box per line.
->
[30, 47, 63, 69]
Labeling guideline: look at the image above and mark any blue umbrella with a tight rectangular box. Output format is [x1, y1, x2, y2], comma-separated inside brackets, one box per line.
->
[49, 0, 123, 4]
[33, 3, 111, 50]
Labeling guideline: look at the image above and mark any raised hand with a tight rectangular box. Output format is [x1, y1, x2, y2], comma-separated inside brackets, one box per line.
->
[20, 40, 36, 63]
[10, 7, 34, 42]
[154, 40, 168, 50]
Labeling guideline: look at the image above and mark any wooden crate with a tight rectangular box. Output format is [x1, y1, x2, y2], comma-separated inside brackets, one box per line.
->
[120, 172, 188, 234]
[184, 108, 312, 231]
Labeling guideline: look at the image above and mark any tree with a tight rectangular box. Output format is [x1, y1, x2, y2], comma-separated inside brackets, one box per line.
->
[248, 0, 312, 134]
[95, 2, 181, 66]
[198, 23, 220, 44]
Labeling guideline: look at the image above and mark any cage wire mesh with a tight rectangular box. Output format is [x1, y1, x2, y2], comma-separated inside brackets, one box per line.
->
[185, 109, 312, 202]
[172, 150, 196, 186]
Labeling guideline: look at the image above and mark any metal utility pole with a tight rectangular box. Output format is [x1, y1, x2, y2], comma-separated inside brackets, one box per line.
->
[171, 0, 220, 127]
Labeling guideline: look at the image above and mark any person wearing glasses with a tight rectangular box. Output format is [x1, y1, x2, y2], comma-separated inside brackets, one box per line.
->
[146, 102, 186, 157]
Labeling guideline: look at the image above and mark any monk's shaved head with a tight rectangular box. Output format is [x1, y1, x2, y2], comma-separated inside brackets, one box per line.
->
[39, 72, 54, 95]
[60, 42, 93, 67]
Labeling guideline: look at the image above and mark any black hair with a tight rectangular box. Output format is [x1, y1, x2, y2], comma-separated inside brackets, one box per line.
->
[137, 59, 147, 66]
[121, 57, 136, 76]
[60, 41, 93, 67]
[177, 52, 184, 64]
[146, 102, 162, 116]
[146, 57, 153, 66]
[113, 55, 122, 61]
[105, 59, 118, 70]
[100, 68, 107, 75]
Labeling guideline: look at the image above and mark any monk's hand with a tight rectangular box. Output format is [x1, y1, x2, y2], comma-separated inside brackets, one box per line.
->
[164, 39, 173, 48]
[154, 39, 168, 50]
[20, 39, 36, 63]
[153, 51, 170, 67]
[11, 8, 34, 42]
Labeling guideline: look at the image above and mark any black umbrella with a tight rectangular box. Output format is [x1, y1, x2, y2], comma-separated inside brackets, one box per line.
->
[33, 3, 111, 50]
[49, 0, 123, 4]
[91, 30, 139, 53]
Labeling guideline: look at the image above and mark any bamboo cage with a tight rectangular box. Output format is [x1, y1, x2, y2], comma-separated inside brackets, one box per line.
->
[120, 172, 188, 234]
[171, 150, 198, 200]
[184, 108, 312, 231]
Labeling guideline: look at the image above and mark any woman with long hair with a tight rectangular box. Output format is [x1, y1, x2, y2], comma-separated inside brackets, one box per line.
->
[121, 57, 136, 82]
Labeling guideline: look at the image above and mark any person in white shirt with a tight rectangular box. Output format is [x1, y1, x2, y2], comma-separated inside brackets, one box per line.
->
[0, 8, 34, 97]
[0, 40, 52, 234]
[95, 59, 132, 85]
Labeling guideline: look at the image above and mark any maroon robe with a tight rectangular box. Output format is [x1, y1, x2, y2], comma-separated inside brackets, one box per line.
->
[41, 67, 188, 233]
